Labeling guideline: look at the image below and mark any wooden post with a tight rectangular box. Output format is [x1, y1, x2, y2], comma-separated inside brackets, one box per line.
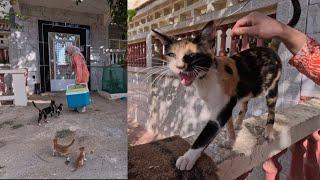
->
[219, 26, 228, 56]
[287, 138, 306, 180]
[257, 38, 264, 47]
[241, 35, 249, 51]
[146, 32, 153, 67]
[263, 149, 287, 180]
[231, 36, 238, 56]
[304, 130, 320, 180]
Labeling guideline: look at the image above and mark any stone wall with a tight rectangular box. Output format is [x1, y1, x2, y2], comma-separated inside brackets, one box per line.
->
[128, 0, 315, 138]
[9, 3, 108, 93]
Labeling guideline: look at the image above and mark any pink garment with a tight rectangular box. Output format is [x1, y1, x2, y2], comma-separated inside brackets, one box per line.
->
[71, 54, 89, 84]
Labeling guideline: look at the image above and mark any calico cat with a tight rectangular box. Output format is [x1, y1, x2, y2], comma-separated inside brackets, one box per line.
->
[152, 0, 301, 171]
[73, 147, 86, 171]
[52, 137, 75, 160]
[32, 100, 56, 125]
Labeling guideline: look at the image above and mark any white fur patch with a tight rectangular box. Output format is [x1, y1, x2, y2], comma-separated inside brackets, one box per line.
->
[264, 125, 275, 142]
[193, 69, 229, 117]
[176, 148, 203, 170]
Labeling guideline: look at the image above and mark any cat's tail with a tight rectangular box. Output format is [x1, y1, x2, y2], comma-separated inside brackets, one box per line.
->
[32, 101, 41, 112]
[269, 0, 301, 52]
[66, 139, 75, 148]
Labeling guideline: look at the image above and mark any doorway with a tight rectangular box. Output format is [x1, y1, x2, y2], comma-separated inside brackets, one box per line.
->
[48, 32, 80, 91]
[38, 20, 90, 92]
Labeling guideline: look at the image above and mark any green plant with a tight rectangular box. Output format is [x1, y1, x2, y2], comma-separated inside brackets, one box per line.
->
[11, 124, 23, 129]
[0, 120, 14, 128]
[56, 129, 74, 138]
[0, 0, 27, 29]
[128, 9, 136, 22]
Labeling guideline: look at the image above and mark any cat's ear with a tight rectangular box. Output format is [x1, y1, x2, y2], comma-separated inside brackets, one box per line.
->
[152, 29, 174, 47]
[199, 21, 216, 51]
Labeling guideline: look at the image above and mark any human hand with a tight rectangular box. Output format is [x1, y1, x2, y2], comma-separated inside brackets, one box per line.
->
[232, 11, 306, 54]
[231, 12, 284, 39]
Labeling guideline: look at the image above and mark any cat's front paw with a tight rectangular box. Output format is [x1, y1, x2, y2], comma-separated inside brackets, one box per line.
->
[264, 127, 275, 142]
[176, 149, 202, 171]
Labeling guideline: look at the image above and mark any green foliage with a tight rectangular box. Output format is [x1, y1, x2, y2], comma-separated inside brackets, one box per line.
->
[56, 129, 75, 138]
[0, 0, 27, 29]
[128, 9, 136, 22]
[108, 0, 127, 32]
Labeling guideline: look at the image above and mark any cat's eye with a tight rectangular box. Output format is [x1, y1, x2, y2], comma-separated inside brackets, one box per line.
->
[166, 52, 176, 57]
[188, 53, 196, 58]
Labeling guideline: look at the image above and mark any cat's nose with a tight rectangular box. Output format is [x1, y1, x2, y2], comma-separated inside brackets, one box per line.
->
[176, 63, 186, 70]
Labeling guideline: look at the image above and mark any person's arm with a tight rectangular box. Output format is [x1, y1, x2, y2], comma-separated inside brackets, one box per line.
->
[288, 37, 320, 85]
[232, 12, 320, 85]
[231, 12, 307, 54]
[73, 55, 83, 84]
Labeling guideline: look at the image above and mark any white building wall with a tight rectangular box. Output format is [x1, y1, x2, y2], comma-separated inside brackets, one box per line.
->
[9, 3, 108, 94]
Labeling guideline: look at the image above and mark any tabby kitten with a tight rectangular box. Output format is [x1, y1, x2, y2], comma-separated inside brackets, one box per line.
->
[52, 137, 75, 160]
[152, 0, 300, 171]
[73, 147, 86, 171]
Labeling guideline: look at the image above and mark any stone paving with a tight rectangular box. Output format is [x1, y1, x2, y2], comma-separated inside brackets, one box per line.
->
[0, 93, 127, 179]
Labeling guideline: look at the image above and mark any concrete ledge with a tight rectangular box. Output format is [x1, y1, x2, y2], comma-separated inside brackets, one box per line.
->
[205, 99, 320, 179]
[129, 136, 219, 179]
[0, 69, 26, 74]
[0, 95, 14, 101]
[129, 99, 320, 179]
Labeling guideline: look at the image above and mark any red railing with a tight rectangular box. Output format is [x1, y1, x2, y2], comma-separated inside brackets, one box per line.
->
[0, 74, 5, 95]
[127, 42, 147, 67]
[127, 14, 276, 68]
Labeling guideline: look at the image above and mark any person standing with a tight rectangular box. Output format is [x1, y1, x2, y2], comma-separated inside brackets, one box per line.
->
[65, 44, 90, 113]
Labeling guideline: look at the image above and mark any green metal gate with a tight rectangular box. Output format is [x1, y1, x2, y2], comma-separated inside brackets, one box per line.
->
[102, 65, 127, 94]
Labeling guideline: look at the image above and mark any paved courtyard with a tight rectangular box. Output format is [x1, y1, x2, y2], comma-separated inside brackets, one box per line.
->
[0, 93, 127, 179]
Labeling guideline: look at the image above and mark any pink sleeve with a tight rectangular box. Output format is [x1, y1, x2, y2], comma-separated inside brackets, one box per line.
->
[289, 37, 320, 85]
[73, 55, 83, 84]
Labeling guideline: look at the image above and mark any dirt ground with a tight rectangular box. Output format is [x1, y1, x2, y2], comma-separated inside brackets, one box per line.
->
[0, 93, 127, 179]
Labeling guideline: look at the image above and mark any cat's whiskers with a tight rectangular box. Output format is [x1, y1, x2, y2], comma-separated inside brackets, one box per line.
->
[151, 69, 169, 87]
[142, 67, 168, 82]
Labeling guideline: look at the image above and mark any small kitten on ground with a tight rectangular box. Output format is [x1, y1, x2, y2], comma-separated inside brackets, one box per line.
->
[32, 100, 56, 125]
[73, 147, 86, 171]
[52, 137, 75, 162]
[56, 103, 63, 116]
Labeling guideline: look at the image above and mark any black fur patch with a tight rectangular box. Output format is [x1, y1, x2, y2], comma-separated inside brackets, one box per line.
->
[217, 96, 238, 127]
[231, 47, 282, 99]
[191, 121, 219, 149]
[224, 65, 233, 75]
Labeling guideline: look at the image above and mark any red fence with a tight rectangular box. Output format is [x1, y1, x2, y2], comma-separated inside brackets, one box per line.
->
[0, 74, 5, 94]
[127, 14, 275, 67]
[127, 42, 147, 67]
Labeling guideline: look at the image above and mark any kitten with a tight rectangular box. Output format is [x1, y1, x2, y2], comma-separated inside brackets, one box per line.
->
[73, 147, 86, 171]
[52, 137, 75, 160]
[56, 103, 63, 116]
[152, 0, 300, 171]
[32, 100, 56, 125]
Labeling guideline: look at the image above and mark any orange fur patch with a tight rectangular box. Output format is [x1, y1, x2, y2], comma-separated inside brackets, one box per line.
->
[215, 56, 239, 96]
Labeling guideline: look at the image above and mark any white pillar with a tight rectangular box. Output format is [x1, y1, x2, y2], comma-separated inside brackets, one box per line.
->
[12, 70, 27, 106]
[146, 32, 153, 67]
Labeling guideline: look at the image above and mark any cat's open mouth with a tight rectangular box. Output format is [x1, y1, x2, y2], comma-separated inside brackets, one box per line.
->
[179, 72, 196, 86]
